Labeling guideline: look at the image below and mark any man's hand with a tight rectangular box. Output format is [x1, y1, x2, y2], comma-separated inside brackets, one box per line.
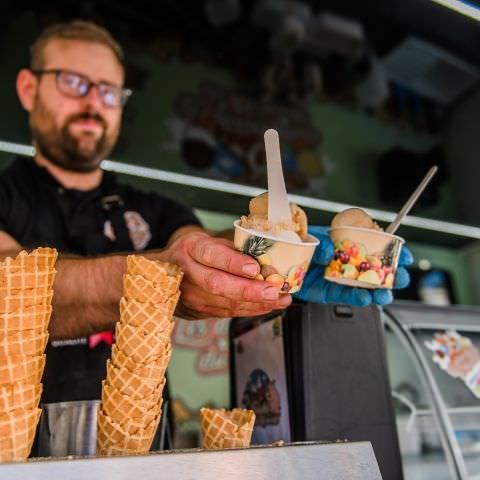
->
[295, 226, 414, 306]
[162, 231, 292, 318]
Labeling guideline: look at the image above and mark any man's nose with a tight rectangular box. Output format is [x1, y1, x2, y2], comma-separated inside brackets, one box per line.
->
[80, 84, 104, 110]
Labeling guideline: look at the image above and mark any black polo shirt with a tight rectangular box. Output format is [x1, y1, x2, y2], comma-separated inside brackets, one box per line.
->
[0, 156, 201, 402]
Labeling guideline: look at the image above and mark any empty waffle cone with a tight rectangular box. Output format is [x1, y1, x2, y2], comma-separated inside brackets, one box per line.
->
[0, 382, 42, 413]
[0, 291, 53, 315]
[0, 330, 48, 357]
[0, 269, 56, 291]
[124, 274, 180, 304]
[0, 354, 45, 385]
[102, 379, 163, 421]
[200, 408, 256, 450]
[0, 305, 52, 332]
[127, 256, 183, 289]
[108, 411, 159, 436]
[0, 248, 57, 273]
[115, 321, 173, 363]
[106, 361, 162, 399]
[119, 314, 175, 339]
[97, 408, 156, 453]
[119, 296, 179, 327]
[96, 443, 144, 456]
[0, 284, 52, 300]
[0, 408, 42, 462]
[111, 344, 172, 382]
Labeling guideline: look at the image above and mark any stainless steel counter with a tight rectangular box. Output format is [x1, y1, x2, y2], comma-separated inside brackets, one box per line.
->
[0, 441, 382, 480]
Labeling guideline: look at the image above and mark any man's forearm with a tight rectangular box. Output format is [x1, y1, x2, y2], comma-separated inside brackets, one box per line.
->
[50, 254, 126, 339]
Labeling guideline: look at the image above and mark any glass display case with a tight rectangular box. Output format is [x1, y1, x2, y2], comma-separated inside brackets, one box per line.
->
[384, 301, 480, 480]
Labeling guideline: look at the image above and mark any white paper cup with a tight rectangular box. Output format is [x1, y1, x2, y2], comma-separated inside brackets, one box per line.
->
[233, 220, 319, 294]
[324, 226, 405, 289]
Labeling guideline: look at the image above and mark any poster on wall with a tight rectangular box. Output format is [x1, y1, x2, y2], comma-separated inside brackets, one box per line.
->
[173, 317, 230, 375]
[163, 83, 328, 194]
[233, 315, 291, 444]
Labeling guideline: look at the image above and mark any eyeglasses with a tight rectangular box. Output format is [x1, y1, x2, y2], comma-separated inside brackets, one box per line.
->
[31, 69, 132, 108]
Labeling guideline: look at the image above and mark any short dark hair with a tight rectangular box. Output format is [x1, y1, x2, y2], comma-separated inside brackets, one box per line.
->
[30, 19, 124, 70]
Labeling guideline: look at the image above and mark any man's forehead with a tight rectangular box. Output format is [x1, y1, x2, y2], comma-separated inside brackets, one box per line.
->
[42, 38, 124, 83]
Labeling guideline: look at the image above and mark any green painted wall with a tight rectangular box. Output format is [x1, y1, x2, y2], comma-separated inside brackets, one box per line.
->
[0, 9, 452, 222]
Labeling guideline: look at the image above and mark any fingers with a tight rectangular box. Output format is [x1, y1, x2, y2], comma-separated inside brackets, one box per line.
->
[343, 288, 372, 307]
[394, 267, 410, 289]
[399, 245, 414, 266]
[312, 234, 335, 266]
[183, 255, 292, 303]
[189, 235, 260, 278]
[179, 279, 292, 318]
[372, 288, 393, 306]
[307, 225, 330, 239]
[168, 232, 294, 317]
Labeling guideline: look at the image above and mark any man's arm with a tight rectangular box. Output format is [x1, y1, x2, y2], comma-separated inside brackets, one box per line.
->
[0, 225, 291, 338]
[158, 226, 292, 319]
[0, 230, 22, 258]
[50, 254, 126, 339]
[0, 229, 127, 339]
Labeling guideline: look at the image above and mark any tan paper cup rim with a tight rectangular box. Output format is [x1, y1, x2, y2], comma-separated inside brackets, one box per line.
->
[329, 226, 405, 244]
[233, 220, 319, 247]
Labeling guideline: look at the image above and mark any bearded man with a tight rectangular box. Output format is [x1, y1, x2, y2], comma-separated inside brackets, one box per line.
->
[0, 19, 412, 410]
[0, 20, 292, 404]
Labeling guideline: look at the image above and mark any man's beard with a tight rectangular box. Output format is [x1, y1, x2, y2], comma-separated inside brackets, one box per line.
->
[30, 97, 118, 173]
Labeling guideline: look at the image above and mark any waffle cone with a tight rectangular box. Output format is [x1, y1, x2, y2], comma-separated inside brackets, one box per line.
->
[200, 408, 255, 450]
[109, 412, 159, 436]
[106, 361, 162, 399]
[0, 269, 56, 291]
[0, 248, 57, 273]
[0, 354, 45, 385]
[119, 295, 179, 327]
[0, 305, 52, 332]
[0, 291, 53, 314]
[102, 380, 163, 421]
[0, 382, 42, 412]
[120, 314, 175, 339]
[127, 256, 183, 289]
[115, 321, 173, 363]
[0, 330, 48, 357]
[111, 344, 171, 381]
[96, 443, 144, 456]
[123, 274, 180, 304]
[0, 408, 41, 462]
[0, 284, 52, 299]
[97, 408, 156, 453]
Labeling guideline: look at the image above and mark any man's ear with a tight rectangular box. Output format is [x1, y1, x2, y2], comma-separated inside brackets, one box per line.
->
[16, 69, 38, 112]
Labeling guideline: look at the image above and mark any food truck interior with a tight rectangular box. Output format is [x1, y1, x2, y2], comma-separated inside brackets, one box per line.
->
[2, 1, 480, 478]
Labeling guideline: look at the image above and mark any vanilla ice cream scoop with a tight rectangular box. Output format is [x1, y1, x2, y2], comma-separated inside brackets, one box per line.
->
[331, 208, 382, 231]
[240, 192, 308, 242]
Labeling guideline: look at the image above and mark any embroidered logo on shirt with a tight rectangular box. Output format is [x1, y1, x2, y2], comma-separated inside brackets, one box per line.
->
[104, 211, 152, 251]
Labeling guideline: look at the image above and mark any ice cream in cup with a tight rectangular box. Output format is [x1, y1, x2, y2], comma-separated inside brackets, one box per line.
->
[324, 208, 405, 289]
[234, 192, 319, 294]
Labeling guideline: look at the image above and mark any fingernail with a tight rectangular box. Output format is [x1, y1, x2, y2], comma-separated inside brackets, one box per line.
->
[242, 263, 259, 277]
[262, 286, 279, 300]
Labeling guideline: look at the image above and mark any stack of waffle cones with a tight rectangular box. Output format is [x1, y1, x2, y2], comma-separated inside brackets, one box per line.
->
[0, 247, 57, 462]
[200, 408, 256, 449]
[97, 255, 182, 456]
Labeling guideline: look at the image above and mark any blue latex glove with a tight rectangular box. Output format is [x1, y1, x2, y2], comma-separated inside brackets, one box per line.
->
[294, 226, 414, 307]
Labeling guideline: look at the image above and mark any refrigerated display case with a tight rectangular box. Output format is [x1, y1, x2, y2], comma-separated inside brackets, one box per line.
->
[230, 301, 480, 480]
[384, 301, 480, 480]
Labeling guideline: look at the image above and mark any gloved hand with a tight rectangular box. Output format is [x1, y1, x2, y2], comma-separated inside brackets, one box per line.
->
[294, 226, 414, 307]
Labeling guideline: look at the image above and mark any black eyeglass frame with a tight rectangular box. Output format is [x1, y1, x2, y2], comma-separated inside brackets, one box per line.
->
[30, 68, 132, 108]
